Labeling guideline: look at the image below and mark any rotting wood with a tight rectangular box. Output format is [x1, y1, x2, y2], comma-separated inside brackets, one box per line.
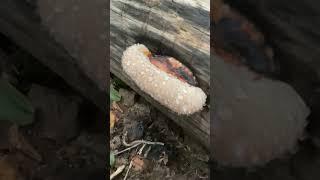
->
[110, 0, 210, 149]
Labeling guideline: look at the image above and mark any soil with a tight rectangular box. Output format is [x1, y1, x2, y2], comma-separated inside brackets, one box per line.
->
[110, 75, 209, 180]
[0, 34, 107, 180]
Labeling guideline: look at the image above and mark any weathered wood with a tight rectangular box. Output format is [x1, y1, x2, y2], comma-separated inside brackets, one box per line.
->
[0, 0, 107, 110]
[110, 0, 210, 149]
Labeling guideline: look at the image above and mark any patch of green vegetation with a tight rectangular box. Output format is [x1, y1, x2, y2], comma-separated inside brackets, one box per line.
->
[0, 78, 34, 125]
[110, 84, 121, 102]
[110, 152, 115, 167]
[112, 76, 129, 91]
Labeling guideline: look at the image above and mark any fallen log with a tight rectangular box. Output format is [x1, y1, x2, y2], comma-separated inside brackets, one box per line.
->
[0, 0, 107, 110]
[110, 0, 210, 149]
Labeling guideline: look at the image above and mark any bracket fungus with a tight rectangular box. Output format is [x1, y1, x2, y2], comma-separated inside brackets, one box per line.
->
[212, 56, 310, 167]
[212, 0, 310, 167]
[121, 44, 207, 115]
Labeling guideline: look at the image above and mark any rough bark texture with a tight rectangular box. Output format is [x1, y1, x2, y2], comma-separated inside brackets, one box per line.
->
[0, 0, 107, 110]
[110, 0, 210, 148]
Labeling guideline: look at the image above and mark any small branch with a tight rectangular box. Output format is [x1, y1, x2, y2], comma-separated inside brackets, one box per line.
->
[138, 143, 146, 155]
[110, 165, 126, 180]
[123, 131, 164, 147]
[144, 146, 152, 158]
[114, 143, 142, 156]
[123, 160, 133, 180]
[115, 132, 164, 156]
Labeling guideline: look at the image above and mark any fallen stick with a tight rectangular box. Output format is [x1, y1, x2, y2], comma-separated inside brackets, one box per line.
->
[110, 165, 126, 180]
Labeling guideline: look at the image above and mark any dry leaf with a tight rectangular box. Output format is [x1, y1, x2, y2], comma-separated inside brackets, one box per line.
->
[110, 111, 116, 129]
[112, 101, 123, 113]
[110, 109, 121, 130]
[132, 156, 148, 172]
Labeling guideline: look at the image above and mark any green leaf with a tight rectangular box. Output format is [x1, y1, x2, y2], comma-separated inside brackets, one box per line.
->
[110, 152, 115, 167]
[110, 85, 121, 102]
[112, 77, 129, 90]
[0, 78, 34, 125]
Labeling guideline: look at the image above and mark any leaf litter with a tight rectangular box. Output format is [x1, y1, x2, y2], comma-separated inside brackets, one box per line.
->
[110, 75, 209, 180]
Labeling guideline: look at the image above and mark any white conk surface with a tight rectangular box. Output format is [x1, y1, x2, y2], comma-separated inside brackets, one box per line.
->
[121, 44, 207, 115]
[212, 57, 310, 167]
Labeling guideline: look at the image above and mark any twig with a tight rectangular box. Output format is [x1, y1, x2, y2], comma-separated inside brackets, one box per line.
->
[123, 131, 164, 147]
[110, 165, 126, 180]
[115, 132, 164, 156]
[114, 143, 142, 156]
[138, 144, 146, 155]
[114, 131, 165, 180]
[144, 146, 152, 158]
[123, 160, 133, 180]
[124, 139, 164, 146]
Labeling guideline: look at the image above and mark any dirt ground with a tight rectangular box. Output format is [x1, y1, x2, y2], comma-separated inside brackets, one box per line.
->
[110, 75, 209, 180]
[0, 34, 106, 180]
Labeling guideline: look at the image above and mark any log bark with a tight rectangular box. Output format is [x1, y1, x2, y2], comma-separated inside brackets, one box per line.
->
[110, 0, 210, 149]
[0, 0, 107, 110]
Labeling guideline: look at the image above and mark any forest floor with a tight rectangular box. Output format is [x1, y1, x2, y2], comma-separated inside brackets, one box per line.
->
[0, 34, 106, 180]
[109, 75, 209, 180]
